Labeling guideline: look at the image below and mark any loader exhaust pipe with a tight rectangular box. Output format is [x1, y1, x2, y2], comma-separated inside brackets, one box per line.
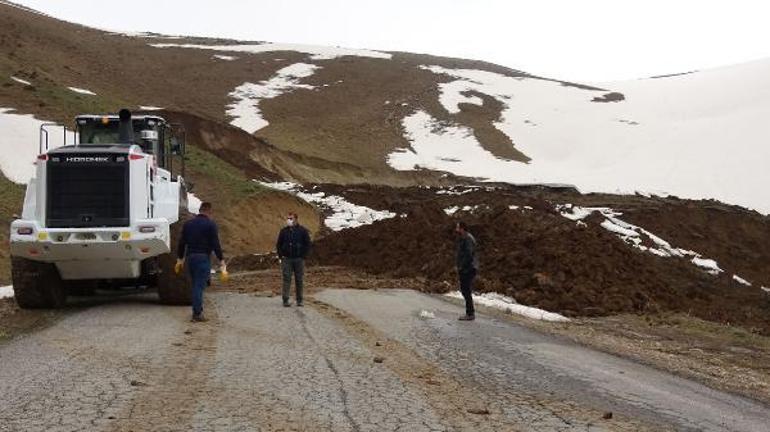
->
[118, 108, 134, 144]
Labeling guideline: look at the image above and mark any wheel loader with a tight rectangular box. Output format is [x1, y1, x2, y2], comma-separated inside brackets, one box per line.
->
[9, 109, 191, 308]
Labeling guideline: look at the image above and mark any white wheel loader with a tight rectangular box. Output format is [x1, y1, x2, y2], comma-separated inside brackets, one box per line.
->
[9, 109, 192, 308]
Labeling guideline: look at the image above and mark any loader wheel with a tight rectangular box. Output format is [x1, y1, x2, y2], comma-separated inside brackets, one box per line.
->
[157, 220, 192, 305]
[11, 257, 67, 309]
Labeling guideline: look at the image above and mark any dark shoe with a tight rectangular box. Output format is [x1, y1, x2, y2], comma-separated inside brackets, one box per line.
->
[191, 314, 208, 322]
[458, 315, 475, 321]
[283, 301, 292, 307]
[297, 302, 304, 307]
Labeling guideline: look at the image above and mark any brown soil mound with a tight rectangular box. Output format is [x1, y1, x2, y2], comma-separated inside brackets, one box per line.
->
[311, 199, 770, 334]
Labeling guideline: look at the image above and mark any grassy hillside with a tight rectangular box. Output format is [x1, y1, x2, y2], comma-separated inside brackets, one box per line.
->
[0, 173, 25, 283]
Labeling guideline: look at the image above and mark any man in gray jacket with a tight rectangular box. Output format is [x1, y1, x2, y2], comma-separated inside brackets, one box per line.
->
[455, 221, 479, 321]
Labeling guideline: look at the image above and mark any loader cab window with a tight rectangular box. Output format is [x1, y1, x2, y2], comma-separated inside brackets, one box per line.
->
[77, 117, 165, 156]
[79, 120, 121, 145]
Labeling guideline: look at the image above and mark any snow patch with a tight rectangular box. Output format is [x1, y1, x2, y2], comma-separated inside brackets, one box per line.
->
[436, 187, 478, 195]
[691, 258, 723, 275]
[10, 76, 31, 86]
[0, 285, 13, 299]
[213, 54, 237, 61]
[68, 87, 96, 96]
[138, 105, 163, 111]
[259, 182, 397, 231]
[557, 204, 725, 275]
[150, 42, 391, 60]
[418, 310, 436, 319]
[732, 275, 752, 286]
[762, 287, 770, 294]
[446, 291, 569, 322]
[0, 108, 75, 183]
[227, 63, 319, 134]
[443, 205, 483, 216]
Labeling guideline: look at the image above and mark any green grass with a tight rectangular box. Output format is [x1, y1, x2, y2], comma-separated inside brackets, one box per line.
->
[31, 82, 128, 121]
[185, 145, 266, 199]
[0, 174, 25, 219]
[0, 173, 25, 284]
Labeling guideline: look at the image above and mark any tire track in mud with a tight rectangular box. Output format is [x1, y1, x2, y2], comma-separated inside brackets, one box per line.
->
[110, 300, 221, 432]
[308, 297, 653, 432]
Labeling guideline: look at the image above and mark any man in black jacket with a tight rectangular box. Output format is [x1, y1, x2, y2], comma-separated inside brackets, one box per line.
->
[176, 202, 225, 322]
[276, 212, 311, 307]
[456, 221, 479, 321]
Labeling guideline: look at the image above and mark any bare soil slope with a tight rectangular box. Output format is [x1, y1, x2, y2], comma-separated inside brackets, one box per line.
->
[308, 185, 770, 333]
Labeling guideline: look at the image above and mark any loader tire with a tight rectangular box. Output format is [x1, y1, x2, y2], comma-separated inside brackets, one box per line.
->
[157, 220, 192, 305]
[11, 257, 67, 309]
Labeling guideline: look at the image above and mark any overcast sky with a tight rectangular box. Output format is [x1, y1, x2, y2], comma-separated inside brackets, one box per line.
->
[14, 0, 770, 82]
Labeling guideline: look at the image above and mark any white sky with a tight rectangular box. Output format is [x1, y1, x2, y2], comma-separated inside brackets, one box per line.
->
[14, 0, 770, 82]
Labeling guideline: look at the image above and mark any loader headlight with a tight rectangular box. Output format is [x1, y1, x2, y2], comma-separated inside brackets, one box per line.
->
[16, 227, 33, 235]
[139, 226, 156, 233]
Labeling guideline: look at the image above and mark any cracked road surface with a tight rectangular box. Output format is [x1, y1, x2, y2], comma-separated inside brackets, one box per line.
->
[0, 290, 767, 431]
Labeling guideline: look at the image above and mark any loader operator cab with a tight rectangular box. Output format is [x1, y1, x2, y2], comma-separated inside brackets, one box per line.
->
[74, 109, 184, 170]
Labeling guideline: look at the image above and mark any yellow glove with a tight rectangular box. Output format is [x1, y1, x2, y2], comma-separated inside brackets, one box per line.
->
[220, 263, 229, 283]
[174, 259, 184, 275]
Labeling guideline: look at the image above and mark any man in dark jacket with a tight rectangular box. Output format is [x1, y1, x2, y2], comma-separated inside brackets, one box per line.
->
[455, 221, 479, 321]
[276, 212, 311, 307]
[176, 202, 225, 322]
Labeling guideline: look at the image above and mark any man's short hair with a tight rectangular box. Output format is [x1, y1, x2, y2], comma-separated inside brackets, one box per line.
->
[200, 202, 212, 212]
[288, 212, 298, 219]
[457, 221, 468, 231]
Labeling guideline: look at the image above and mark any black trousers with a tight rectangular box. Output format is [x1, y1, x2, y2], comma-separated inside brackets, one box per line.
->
[459, 269, 477, 317]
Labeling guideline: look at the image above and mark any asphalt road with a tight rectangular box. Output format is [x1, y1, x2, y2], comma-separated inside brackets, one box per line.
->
[0, 289, 767, 431]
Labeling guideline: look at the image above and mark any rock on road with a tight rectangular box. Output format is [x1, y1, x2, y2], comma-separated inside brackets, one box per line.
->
[0, 289, 767, 431]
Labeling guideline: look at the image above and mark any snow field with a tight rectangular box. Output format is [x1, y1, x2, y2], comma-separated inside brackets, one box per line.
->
[391, 61, 770, 214]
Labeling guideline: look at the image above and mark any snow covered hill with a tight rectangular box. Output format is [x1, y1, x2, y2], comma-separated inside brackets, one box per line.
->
[390, 60, 770, 214]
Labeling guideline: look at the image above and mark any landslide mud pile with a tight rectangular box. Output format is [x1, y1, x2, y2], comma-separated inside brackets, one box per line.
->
[311, 194, 770, 333]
